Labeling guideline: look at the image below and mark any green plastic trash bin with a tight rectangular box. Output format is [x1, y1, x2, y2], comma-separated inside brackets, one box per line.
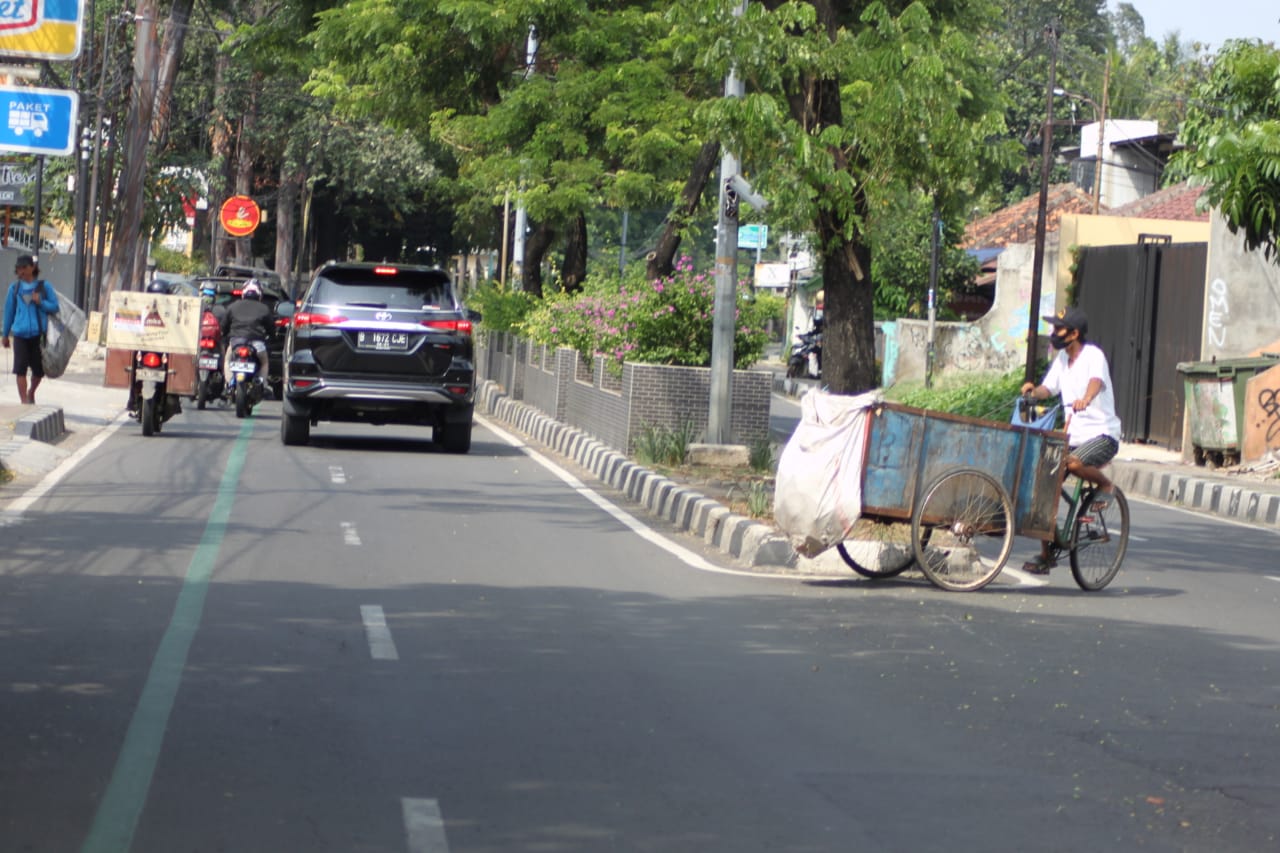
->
[1177, 354, 1280, 467]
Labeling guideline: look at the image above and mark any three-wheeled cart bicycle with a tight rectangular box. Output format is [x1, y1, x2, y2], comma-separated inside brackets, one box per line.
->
[831, 400, 1130, 592]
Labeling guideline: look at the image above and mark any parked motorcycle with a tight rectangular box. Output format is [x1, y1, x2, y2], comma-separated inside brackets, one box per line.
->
[224, 342, 266, 418]
[129, 350, 182, 436]
[786, 328, 823, 379]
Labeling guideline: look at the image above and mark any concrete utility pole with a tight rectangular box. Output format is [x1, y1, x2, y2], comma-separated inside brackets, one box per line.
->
[1025, 21, 1059, 383]
[511, 25, 538, 289]
[708, 1, 770, 445]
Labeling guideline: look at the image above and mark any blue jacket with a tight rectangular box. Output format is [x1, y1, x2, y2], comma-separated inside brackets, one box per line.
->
[3, 279, 60, 339]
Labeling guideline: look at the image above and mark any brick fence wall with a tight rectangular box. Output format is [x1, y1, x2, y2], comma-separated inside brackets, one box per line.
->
[476, 332, 771, 454]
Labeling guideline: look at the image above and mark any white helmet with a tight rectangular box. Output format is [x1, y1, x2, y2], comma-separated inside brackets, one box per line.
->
[242, 279, 262, 299]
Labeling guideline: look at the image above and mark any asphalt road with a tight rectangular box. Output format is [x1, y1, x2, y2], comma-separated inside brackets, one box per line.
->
[2, 400, 1279, 852]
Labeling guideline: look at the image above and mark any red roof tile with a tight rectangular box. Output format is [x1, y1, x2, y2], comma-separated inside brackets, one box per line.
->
[963, 184, 1098, 249]
[1103, 181, 1209, 222]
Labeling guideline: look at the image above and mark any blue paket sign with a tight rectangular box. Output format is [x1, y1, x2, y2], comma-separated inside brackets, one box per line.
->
[0, 86, 78, 156]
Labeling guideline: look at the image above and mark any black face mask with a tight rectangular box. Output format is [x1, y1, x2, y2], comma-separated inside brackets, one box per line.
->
[1049, 331, 1072, 350]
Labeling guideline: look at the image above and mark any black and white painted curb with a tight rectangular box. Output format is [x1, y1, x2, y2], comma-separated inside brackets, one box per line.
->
[478, 380, 1280, 570]
[477, 381, 796, 568]
[1111, 463, 1280, 530]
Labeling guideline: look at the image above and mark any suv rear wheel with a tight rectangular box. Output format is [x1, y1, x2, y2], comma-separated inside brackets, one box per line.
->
[281, 411, 310, 445]
[436, 420, 472, 454]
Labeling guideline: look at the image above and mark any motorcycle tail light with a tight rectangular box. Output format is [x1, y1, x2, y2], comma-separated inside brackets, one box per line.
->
[234, 345, 253, 358]
[199, 337, 218, 349]
[141, 352, 163, 368]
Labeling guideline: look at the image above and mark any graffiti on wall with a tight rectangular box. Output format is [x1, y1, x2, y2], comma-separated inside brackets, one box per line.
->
[1206, 277, 1230, 349]
[1260, 387, 1280, 444]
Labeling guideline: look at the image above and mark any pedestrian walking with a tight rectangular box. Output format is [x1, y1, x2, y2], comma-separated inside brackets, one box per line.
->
[2, 254, 62, 404]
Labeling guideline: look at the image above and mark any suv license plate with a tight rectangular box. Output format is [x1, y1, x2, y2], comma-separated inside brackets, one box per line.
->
[358, 331, 410, 351]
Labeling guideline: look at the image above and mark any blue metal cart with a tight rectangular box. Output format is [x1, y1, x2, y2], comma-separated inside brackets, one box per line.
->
[835, 402, 1069, 591]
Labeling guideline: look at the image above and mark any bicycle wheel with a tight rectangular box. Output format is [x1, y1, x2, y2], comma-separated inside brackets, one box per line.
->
[912, 468, 1014, 592]
[836, 519, 918, 579]
[1069, 487, 1129, 591]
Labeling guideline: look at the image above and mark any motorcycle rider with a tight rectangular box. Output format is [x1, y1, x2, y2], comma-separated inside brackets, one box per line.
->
[221, 279, 272, 386]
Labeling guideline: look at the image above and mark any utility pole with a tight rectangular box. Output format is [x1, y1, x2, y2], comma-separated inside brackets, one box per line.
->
[511, 25, 537, 289]
[1093, 56, 1110, 214]
[708, 1, 747, 446]
[1025, 21, 1059, 383]
[925, 208, 940, 389]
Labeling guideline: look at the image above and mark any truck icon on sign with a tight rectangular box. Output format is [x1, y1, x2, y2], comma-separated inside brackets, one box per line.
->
[9, 107, 48, 138]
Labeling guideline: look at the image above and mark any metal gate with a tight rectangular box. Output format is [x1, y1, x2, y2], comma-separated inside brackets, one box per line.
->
[1074, 240, 1206, 449]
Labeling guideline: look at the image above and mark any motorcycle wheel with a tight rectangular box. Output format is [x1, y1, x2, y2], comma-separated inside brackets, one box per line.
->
[786, 358, 803, 379]
[196, 376, 208, 410]
[235, 382, 248, 418]
[142, 397, 156, 436]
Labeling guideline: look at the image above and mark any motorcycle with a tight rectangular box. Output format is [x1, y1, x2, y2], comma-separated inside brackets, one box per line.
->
[128, 350, 182, 436]
[786, 329, 823, 379]
[194, 323, 225, 410]
[224, 342, 266, 418]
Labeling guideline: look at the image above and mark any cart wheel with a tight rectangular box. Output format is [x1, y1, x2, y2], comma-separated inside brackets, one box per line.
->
[836, 520, 920, 579]
[911, 468, 1013, 592]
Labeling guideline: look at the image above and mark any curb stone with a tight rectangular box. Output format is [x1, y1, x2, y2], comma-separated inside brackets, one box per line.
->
[477, 380, 791, 568]
[476, 380, 1280, 570]
[0, 406, 68, 475]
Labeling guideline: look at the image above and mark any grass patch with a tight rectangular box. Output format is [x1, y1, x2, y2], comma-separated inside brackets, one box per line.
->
[886, 368, 1025, 421]
[633, 421, 699, 467]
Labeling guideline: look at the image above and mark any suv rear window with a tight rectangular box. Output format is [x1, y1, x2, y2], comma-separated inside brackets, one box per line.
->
[312, 268, 454, 310]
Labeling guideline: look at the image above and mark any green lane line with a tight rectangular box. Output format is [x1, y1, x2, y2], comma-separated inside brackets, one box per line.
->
[81, 416, 256, 853]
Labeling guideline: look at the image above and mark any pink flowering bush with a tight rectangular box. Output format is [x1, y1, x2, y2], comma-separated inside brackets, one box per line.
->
[521, 257, 773, 369]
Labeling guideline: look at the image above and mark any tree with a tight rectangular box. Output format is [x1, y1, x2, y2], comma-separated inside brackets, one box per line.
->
[686, 0, 1011, 393]
[1170, 40, 1280, 259]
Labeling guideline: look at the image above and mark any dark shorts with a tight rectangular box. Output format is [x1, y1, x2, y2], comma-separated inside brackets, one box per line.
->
[1070, 435, 1119, 468]
[10, 335, 43, 377]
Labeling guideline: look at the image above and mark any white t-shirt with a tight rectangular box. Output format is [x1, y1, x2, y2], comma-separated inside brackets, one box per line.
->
[1042, 343, 1122, 445]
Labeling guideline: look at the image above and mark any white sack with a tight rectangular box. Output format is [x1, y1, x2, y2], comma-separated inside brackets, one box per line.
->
[773, 388, 881, 557]
[40, 289, 88, 380]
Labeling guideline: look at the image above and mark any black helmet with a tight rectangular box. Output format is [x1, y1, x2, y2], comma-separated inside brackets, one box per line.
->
[146, 280, 170, 294]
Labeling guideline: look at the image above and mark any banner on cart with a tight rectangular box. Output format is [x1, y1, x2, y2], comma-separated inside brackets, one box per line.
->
[104, 291, 202, 354]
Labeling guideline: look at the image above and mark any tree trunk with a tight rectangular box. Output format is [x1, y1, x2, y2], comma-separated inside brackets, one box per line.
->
[209, 51, 234, 270]
[787, 6, 877, 395]
[102, 0, 159, 296]
[233, 84, 259, 266]
[522, 220, 555, 298]
[647, 140, 720, 280]
[276, 167, 301, 296]
[150, 0, 195, 152]
[560, 213, 588, 292]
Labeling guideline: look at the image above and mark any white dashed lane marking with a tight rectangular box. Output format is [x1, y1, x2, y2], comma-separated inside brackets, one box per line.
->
[341, 521, 362, 546]
[402, 798, 450, 852]
[360, 605, 399, 661]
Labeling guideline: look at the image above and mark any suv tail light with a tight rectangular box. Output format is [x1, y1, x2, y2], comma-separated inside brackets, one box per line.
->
[294, 312, 349, 327]
[421, 319, 473, 335]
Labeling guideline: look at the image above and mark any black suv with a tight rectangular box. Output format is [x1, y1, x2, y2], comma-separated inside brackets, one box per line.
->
[280, 262, 477, 452]
[193, 275, 293, 398]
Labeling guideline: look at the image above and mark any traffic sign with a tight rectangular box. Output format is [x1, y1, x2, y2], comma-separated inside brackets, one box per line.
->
[738, 223, 769, 249]
[220, 195, 261, 237]
[0, 0, 86, 61]
[0, 86, 78, 156]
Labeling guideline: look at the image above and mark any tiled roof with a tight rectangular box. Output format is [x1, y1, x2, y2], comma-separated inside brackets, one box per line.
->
[963, 184, 1098, 249]
[1103, 180, 1209, 222]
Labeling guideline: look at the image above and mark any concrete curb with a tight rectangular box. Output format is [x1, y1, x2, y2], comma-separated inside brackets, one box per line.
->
[477, 381, 795, 568]
[0, 405, 68, 473]
[1110, 461, 1280, 529]
[477, 381, 1280, 568]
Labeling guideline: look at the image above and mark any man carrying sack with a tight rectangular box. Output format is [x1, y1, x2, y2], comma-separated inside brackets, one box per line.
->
[2, 254, 61, 405]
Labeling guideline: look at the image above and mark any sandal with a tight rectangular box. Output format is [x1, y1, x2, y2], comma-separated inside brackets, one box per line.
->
[1021, 556, 1056, 575]
[1090, 493, 1113, 512]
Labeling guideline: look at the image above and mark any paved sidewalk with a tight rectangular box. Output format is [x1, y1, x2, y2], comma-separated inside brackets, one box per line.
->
[0, 342, 124, 487]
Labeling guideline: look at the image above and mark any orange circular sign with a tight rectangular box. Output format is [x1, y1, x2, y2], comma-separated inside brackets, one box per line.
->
[220, 195, 261, 237]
